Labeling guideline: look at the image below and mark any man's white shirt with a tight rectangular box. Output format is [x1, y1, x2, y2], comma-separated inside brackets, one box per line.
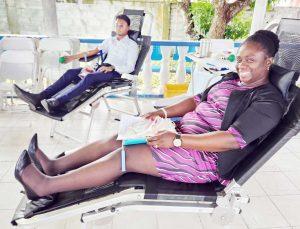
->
[97, 35, 139, 74]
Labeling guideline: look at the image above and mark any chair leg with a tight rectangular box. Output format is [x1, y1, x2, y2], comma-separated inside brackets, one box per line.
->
[50, 120, 57, 138]
[0, 91, 6, 110]
[84, 106, 96, 143]
[130, 84, 141, 115]
[133, 95, 141, 116]
[103, 96, 111, 112]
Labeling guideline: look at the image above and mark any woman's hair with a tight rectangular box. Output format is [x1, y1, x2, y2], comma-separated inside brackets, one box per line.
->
[116, 14, 131, 26]
[244, 30, 280, 57]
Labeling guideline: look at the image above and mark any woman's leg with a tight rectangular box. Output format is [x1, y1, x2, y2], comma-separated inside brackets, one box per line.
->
[21, 144, 159, 197]
[36, 134, 122, 175]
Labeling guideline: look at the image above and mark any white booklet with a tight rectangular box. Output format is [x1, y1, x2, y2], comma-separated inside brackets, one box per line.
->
[117, 114, 176, 142]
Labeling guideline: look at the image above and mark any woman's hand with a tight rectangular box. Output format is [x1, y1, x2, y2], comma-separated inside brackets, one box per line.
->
[147, 131, 176, 148]
[142, 110, 162, 121]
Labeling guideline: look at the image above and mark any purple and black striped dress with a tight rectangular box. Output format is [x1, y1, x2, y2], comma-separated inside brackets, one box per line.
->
[151, 78, 251, 185]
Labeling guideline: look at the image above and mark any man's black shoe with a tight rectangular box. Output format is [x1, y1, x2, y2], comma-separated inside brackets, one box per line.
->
[41, 98, 60, 113]
[13, 84, 42, 110]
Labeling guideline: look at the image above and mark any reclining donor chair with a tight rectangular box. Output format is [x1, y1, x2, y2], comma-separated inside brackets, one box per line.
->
[30, 9, 151, 143]
[11, 64, 300, 227]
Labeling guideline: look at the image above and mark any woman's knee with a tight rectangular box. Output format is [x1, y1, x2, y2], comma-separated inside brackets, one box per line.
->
[91, 135, 121, 154]
[124, 146, 159, 176]
[102, 134, 122, 151]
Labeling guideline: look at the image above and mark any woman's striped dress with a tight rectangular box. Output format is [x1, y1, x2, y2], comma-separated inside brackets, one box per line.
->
[151, 79, 250, 185]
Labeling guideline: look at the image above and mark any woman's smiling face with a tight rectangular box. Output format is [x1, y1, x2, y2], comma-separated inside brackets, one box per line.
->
[236, 42, 273, 85]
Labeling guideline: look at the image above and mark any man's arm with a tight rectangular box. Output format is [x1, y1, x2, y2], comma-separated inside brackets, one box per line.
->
[73, 48, 99, 60]
[62, 39, 109, 64]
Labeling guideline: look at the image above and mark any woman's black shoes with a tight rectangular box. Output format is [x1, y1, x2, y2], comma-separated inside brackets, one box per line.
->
[28, 133, 45, 174]
[14, 150, 40, 201]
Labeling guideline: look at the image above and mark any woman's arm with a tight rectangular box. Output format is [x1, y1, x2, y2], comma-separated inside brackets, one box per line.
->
[147, 130, 240, 152]
[164, 97, 197, 117]
[144, 97, 197, 120]
[181, 131, 240, 152]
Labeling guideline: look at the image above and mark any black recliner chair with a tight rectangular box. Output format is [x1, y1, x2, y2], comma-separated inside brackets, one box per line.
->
[29, 9, 151, 143]
[11, 64, 300, 227]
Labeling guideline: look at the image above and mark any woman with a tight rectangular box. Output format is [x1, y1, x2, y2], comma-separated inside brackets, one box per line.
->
[15, 30, 286, 200]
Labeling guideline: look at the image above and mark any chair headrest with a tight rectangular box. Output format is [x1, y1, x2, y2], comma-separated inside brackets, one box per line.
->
[128, 30, 140, 42]
[269, 64, 299, 102]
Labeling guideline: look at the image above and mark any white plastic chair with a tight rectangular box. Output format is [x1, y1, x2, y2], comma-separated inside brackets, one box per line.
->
[0, 37, 38, 108]
[38, 37, 80, 89]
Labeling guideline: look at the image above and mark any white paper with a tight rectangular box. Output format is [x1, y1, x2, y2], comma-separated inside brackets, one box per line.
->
[117, 114, 176, 140]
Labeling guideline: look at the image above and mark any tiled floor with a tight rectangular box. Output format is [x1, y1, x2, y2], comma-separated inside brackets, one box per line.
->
[1, 99, 300, 229]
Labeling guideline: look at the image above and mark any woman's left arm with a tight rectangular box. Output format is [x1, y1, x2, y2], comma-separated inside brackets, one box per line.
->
[147, 131, 240, 152]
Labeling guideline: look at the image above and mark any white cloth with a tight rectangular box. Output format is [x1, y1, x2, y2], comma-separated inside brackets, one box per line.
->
[97, 35, 139, 74]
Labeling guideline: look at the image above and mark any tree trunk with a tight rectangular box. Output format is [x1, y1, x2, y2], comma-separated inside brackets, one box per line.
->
[208, 0, 251, 39]
[208, 0, 228, 38]
[179, 0, 198, 39]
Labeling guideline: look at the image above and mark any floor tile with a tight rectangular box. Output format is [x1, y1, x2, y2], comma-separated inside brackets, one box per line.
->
[270, 153, 300, 172]
[255, 172, 299, 195]
[0, 164, 16, 182]
[112, 211, 157, 229]
[91, 217, 113, 229]
[271, 195, 300, 227]
[64, 214, 112, 229]
[199, 213, 248, 229]
[242, 176, 266, 197]
[283, 171, 300, 191]
[0, 182, 23, 210]
[157, 212, 202, 229]
[0, 146, 24, 162]
[286, 138, 300, 154]
[0, 162, 13, 180]
[0, 210, 15, 229]
[241, 196, 289, 228]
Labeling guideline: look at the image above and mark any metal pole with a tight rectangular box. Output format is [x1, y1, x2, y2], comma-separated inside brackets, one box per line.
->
[250, 0, 268, 34]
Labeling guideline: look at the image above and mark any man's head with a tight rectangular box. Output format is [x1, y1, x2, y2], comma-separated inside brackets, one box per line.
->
[115, 14, 131, 37]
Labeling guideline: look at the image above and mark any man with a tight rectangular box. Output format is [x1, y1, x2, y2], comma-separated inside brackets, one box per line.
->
[14, 14, 139, 113]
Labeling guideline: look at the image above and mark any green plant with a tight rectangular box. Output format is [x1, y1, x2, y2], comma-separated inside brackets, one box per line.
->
[190, 0, 214, 38]
[224, 12, 252, 40]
